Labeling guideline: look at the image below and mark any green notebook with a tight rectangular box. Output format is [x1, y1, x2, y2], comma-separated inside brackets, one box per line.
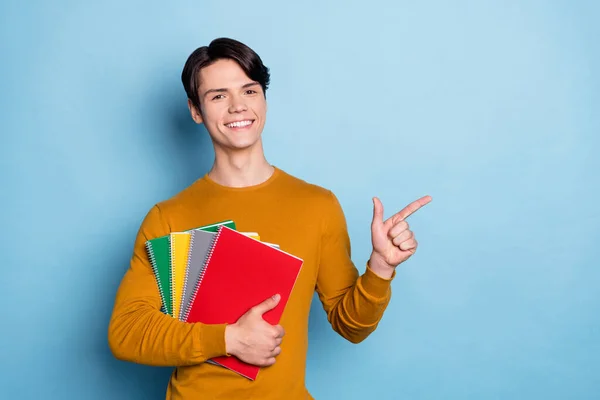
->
[145, 219, 236, 316]
[146, 235, 172, 314]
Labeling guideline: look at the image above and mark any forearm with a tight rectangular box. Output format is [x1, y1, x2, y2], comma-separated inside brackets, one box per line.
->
[106, 204, 231, 366]
[108, 299, 227, 366]
[317, 191, 395, 343]
[324, 262, 393, 344]
[108, 255, 229, 367]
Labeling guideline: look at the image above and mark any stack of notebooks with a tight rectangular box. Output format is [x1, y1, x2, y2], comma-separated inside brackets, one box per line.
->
[145, 220, 303, 380]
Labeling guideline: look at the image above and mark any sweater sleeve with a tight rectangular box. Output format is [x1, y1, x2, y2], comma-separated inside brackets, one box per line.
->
[314, 191, 394, 344]
[107, 204, 228, 366]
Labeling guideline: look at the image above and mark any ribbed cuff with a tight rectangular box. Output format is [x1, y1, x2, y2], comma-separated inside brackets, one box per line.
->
[197, 323, 228, 360]
[361, 263, 395, 299]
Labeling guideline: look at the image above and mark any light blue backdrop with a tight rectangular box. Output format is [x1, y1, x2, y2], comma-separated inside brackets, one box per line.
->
[1, 1, 598, 399]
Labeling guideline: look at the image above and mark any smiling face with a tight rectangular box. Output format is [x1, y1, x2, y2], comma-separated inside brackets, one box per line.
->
[189, 58, 267, 153]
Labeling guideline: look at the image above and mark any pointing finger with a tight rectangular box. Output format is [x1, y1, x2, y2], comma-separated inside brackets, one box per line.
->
[393, 195, 432, 222]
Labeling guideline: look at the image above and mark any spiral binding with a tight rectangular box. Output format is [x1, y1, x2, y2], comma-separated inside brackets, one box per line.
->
[179, 230, 196, 321]
[146, 240, 168, 314]
[182, 226, 222, 322]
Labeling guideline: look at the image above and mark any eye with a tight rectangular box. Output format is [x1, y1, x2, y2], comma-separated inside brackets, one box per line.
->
[212, 94, 225, 101]
[245, 89, 257, 95]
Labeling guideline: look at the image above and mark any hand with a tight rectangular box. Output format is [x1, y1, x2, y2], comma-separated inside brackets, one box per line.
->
[225, 294, 285, 367]
[369, 195, 432, 275]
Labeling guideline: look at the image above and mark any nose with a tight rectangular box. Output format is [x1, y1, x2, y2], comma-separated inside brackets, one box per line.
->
[228, 94, 247, 113]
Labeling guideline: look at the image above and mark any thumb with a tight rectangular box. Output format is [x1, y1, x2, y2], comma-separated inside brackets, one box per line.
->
[372, 197, 384, 230]
[252, 293, 281, 315]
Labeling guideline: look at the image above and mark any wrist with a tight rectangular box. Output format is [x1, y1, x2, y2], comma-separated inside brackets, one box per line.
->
[224, 324, 239, 357]
[368, 251, 395, 279]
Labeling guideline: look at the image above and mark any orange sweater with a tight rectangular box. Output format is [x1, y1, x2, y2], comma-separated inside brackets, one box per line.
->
[108, 167, 394, 399]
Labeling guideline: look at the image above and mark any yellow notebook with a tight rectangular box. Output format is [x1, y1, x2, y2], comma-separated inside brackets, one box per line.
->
[170, 232, 191, 320]
[241, 232, 260, 240]
[241, 232, 280, 248]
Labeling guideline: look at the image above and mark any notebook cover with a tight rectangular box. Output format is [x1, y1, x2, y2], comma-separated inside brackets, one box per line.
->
[180, 231, 269, 320]
[184, 226, 303, 380]
[180, 230, 216, 321]
[146, 236, 172, 316]
[192, 220, 236, 233]
[146, 220, 236, 316]
[170, 232, 191, 321]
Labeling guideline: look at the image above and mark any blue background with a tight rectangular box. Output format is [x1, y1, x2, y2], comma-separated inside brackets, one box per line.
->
[1, 1, 599, 399]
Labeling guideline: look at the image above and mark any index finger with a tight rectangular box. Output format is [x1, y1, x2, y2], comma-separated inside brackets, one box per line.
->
[394, 195, 432, 221]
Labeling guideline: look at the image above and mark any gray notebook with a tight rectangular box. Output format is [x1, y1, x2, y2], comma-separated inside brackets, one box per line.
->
[180, 229, 217, 321]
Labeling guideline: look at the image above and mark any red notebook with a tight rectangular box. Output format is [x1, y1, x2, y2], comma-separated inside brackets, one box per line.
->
[183, 226, 303, 380]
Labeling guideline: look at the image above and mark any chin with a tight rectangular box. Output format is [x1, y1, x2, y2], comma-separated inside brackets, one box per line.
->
[224, 137, 262, 151]
[228, 133, 262, 149]
[213, 123, 264, 150]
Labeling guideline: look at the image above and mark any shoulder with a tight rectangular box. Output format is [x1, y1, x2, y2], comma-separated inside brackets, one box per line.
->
[276, 169, 351, 241]
[153, 177, 208, 214]
[276, 167, 343, 212]
[138, 178, 207, 233]
[277, 167, 333, 196]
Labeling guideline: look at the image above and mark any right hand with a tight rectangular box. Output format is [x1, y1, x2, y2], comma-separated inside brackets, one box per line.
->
[225, 294, 285, 367]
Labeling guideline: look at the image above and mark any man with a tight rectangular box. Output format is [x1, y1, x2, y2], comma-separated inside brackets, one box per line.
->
[108, 37, 431, 399]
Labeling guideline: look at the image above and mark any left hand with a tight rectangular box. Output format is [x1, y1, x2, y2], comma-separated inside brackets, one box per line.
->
[370, 195, 432, 272]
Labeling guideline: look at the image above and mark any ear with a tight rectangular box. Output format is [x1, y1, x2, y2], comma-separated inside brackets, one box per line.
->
[187, 99, 203, 124]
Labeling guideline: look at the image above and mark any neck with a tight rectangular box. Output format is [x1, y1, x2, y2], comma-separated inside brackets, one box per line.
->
[208, 140, 274, 188]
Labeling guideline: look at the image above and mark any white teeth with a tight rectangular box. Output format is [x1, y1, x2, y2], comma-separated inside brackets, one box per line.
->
[226, 120, 252, 128]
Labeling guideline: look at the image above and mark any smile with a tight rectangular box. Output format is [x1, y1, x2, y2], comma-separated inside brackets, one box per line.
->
[225, 120, 254, 128]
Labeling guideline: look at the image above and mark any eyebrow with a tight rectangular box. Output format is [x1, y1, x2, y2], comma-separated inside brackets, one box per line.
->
[203, 82, 260, 98]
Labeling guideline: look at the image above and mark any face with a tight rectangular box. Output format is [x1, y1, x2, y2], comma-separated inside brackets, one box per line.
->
[189, 58, 267, 153]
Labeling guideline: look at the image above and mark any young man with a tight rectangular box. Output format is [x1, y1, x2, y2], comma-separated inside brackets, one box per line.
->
[108, 37, 431, 399]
